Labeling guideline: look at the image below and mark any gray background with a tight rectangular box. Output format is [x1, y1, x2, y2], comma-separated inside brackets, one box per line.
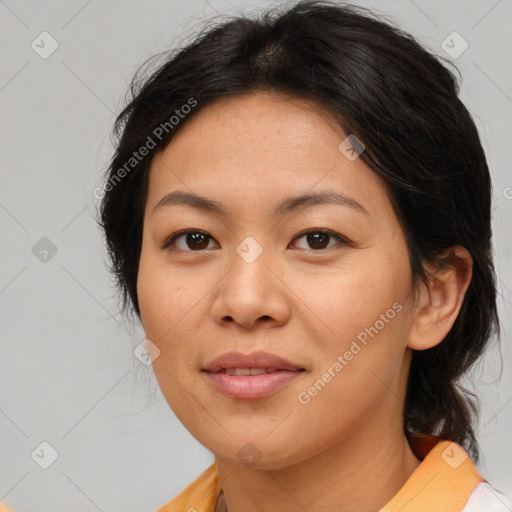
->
[1, 0, 511, 511]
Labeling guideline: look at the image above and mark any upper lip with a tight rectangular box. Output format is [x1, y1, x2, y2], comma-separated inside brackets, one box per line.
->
[203, 351, 305, 373]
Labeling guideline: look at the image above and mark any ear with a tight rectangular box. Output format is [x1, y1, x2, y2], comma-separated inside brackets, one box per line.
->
[407, 246, 473, 351]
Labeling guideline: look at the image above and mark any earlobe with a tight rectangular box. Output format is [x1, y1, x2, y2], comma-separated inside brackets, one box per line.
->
[407, 246, 473, 351]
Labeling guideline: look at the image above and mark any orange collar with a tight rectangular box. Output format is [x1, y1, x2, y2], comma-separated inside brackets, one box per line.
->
[156, 434, 483, 512]
[380, 433, 483, 511]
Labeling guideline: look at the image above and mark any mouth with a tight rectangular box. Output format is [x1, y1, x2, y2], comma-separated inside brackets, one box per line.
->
[202, 350, 305, 373]
[202, 351, 306, 399]
[209, 367, 305, 375]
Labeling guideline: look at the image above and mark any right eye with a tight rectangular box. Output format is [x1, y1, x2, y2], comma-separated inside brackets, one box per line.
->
[162, 230, 219, 252]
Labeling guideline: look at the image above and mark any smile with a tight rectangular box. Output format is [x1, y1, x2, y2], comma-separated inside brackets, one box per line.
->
[203, 368, 305, 399]
[215, 367, 286, 375]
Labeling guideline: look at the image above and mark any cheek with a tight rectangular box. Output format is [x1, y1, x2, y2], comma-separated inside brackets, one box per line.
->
[137, 258, 204, 415]
[293, 259, 413, 414]
[137, 251, 202, 341]
[295, 259, 407, 345]
[136, 251, 214, 394]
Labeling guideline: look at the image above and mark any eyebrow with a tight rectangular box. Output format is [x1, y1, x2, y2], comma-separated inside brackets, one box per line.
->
[152, 189, 370, 217]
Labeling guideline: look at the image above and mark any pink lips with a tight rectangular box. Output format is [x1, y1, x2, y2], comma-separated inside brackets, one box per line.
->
[202, 351, 305, 400]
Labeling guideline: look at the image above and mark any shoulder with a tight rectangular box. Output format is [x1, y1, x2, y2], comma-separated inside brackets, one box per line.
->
[382, 434, 510, 512]
[156, 462, 221, 512]
[0, 465, 222, 512]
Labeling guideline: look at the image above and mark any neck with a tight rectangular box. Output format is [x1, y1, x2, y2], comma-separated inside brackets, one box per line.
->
[215, 418, 421, 512]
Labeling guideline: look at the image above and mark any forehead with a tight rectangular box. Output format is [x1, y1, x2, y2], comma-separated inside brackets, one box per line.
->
[145, 90, 393, 223]
[174, 90, 343, 148]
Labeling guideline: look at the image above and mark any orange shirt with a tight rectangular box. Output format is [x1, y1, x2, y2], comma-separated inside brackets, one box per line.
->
[1, 434, 508, 511]
[155, 434, 510, 512]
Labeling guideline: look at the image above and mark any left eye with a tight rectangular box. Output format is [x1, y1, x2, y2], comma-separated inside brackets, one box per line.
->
[162, 229, 348, 252]
[290, 230, 347, 251]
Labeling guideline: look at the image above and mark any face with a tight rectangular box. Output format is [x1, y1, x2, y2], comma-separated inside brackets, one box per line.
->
[137, 90, 417, 470]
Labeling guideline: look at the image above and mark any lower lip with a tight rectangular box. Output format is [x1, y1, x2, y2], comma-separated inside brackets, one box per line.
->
[203, 370, 304, 399]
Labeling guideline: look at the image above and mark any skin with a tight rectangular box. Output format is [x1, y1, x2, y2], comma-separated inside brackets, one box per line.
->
[137, 90, 472, 512]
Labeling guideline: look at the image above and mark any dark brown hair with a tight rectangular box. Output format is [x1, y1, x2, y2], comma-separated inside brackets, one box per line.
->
[96, 0, 500, 461]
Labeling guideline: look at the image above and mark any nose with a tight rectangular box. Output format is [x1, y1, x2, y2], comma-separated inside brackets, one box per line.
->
[211, 245, 292, 330]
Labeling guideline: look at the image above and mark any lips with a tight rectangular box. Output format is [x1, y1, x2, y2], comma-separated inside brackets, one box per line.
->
[202, 351, 306, 399]
[202, 351, 306, 374]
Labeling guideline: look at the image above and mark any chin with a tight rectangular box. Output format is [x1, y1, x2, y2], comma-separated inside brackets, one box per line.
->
[206, 434, 315, 471]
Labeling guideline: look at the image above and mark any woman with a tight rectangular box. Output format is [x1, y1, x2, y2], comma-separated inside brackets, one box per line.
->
[95, 1, 510, 511]
[1, 2, 502, 512]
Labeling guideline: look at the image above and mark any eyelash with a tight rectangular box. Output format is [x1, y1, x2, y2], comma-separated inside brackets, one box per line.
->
[161, 228, 352, 252]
